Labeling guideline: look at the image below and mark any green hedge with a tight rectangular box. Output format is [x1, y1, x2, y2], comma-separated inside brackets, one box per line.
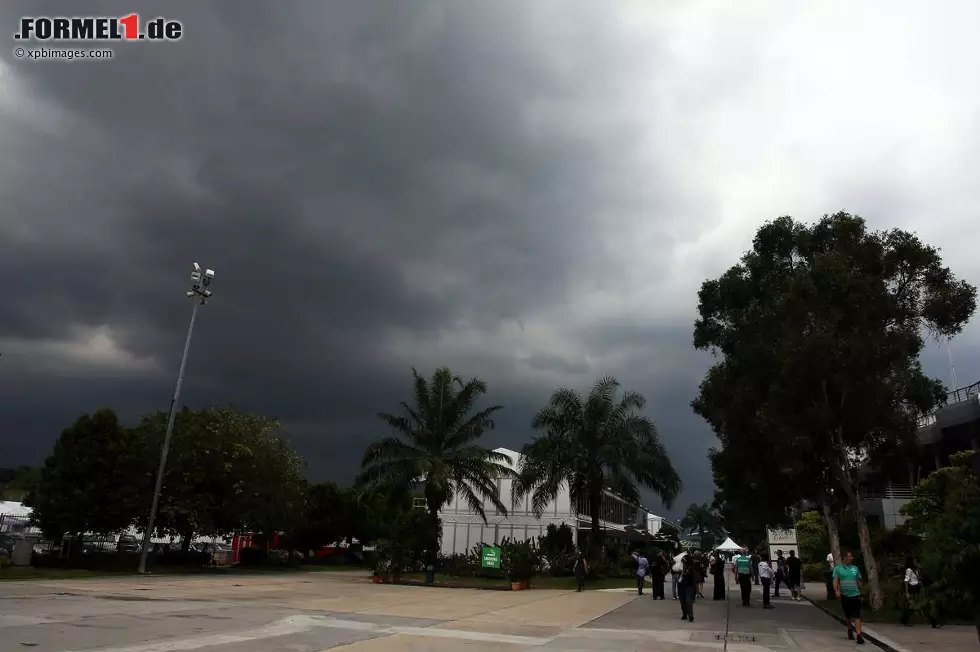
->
[30, 550, 211, 571]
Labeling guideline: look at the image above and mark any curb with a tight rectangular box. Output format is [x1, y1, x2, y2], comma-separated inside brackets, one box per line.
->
[804, 596, 899, 652]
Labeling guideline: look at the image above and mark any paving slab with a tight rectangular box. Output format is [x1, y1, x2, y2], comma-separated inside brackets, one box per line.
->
[0, 571, 882, 652]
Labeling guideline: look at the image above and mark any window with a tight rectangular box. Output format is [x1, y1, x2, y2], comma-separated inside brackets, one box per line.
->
[412, 498, 427, 509]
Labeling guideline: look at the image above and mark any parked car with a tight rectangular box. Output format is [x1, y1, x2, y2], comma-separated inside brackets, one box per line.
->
[0, 533, 24, 556]
[116, 535, 140, 553]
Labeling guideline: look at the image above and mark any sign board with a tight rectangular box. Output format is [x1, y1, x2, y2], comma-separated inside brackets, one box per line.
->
[766, 528, 797, 545]
[481, 545, 501, 569]
[766, 527, 798, 564]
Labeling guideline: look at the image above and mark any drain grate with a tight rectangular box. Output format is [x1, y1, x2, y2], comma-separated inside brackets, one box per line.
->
[690, 631, 788, 647]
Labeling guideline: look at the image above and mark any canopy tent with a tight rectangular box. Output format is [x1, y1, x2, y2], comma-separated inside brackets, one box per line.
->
[715, 537, 744, 552]
[0, 501, 31, 518]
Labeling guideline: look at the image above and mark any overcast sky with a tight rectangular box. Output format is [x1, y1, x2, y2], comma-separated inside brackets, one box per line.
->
[1, 1, 979, 518]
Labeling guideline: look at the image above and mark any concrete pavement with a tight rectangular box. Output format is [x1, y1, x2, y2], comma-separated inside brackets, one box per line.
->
[0, 570, 904, 651]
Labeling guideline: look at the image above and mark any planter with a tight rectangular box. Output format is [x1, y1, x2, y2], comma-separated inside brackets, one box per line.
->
[511, 582, 522, 591]
[520, 581, 530, 590]
[371, 576, 381, 584]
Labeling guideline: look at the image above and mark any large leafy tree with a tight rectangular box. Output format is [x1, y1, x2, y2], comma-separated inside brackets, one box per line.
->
[28, 409, 144, 542]
[135, 407, 305, 550]
[0, 465, 39, 501]
[680, 502, 724, 551]
[358, 367, 513, 566]
[901, 450, 980, 623]
[291, 482, 352, 552]
[708, 444, 798, 549]
[693, 212, 976, 610]
[512, 376, 681, 555]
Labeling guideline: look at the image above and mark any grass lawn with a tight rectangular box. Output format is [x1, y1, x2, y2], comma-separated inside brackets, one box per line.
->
[391, 573, 638, 591]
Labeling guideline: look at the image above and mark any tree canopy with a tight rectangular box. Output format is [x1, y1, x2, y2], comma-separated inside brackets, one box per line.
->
[28, 406, 307, 558]
[679, 502, 724, 551]
[901, 450, 980, 617]
[693, 212, 976, 610]
[28, 409, 144, 540]
[135, 407, 306, 548]
[512, 375, 681, 555]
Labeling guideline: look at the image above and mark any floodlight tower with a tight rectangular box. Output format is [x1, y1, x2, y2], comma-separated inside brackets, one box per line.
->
[138, 263, 215, 574]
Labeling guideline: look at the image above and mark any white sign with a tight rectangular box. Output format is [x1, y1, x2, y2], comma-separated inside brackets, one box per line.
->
[769, 544, 799, 562]
[766, 528, 797, 545]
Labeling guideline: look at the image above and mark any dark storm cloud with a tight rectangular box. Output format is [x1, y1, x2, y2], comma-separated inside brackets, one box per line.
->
[0, 0, 718, 514]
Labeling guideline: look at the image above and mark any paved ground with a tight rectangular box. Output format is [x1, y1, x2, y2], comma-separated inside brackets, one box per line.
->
[0, 570, 943, 652]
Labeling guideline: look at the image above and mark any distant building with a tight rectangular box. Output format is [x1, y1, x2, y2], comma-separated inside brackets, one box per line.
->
[859, 380, 980, 529]
[436, 447, 665, 555]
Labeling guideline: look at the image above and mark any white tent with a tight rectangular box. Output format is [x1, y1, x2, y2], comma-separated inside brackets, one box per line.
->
[0, 501, 31, 518]
[715, 537, 744, 552]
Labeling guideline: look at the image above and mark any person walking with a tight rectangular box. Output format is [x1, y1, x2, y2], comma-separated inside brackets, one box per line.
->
[750, 550, 761, 585]
[671, 553, 682, 600]
[694, 551, 706, 599]
[833, 550, 866, 645]
[712, 551, 727, 600]
[787, 550, 803, 602]
[573, 550, 588, 592]
[900, 556, 940, 628]
[651, 550, 672, 600]
[773, 550, 787, 597]
[733, 549, 753, 606]
[758, 555, 775, 609]
[631, 550, 649, 596]
[678, 553, 696, 622]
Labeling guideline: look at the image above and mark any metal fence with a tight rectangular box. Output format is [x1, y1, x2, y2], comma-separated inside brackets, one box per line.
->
[917, 379, 980, 428]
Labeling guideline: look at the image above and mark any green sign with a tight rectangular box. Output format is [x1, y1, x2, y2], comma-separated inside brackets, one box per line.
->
[481, 545, 501, 569]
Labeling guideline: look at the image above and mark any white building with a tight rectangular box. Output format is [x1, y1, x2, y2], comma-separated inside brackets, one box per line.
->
[437, 447, 665, 555]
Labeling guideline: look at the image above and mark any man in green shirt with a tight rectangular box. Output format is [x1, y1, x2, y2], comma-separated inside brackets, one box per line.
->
[833, 550, 865, 645]
[733, 550, 753, 606]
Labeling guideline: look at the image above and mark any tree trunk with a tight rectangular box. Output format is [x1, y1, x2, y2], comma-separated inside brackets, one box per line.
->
[180, 532, 193, 554]
[426, 505, 440, 570]
[817, 493, 841, 566]
[589, 488, 603, 559]
[834, 465, 883, 612]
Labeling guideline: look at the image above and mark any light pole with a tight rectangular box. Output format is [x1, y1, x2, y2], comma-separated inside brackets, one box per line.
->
[137, 262, 215, 574]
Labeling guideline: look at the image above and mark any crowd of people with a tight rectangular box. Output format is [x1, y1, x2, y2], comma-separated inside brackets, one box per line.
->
[629, 548, 729, 622]
[583, 543, 947, 647]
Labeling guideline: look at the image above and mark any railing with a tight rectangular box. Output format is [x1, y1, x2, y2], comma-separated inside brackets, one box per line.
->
[860, 484, 915, 501]
[917, 380, 980, 428]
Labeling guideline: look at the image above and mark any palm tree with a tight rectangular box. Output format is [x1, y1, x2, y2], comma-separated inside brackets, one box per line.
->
[512, 376, 682, 556]
[358, 367, 513, 565]
[680, 502, 724, 551]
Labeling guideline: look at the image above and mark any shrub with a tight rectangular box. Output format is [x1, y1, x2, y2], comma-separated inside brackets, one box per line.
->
[499, 537, 543, 583]
[438, 552, 478, 577]
[801, 562, 826, 582]
[537, 524, 576, 577]
[0, 554, 11, 569]
[238, 546, 269, 566]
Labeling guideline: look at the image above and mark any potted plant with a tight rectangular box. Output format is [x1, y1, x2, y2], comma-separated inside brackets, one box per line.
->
[501, 538, 539, 590]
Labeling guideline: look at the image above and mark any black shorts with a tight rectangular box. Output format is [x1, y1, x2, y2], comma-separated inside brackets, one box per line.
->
[841, 595, 862, 620]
